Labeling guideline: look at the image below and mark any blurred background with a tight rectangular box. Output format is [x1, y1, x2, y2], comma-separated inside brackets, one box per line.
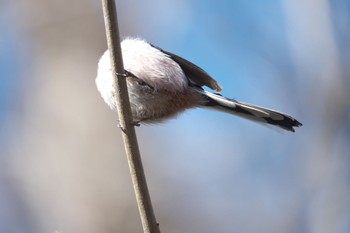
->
[0, 0, 349, 232]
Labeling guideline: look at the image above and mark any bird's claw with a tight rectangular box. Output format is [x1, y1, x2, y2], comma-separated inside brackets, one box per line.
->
[117, 120, 140, 131]
[116, 71, 129, 77]
[132, 121, 141, 127]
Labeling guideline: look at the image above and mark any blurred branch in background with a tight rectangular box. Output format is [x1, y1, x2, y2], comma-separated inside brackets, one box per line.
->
[284, 0, 350, 232]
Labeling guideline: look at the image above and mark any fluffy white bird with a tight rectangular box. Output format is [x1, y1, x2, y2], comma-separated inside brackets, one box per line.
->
[96, 37, 302, 132]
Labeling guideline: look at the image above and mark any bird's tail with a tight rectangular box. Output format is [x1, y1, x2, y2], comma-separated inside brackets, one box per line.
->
[203, 91, 302, 132]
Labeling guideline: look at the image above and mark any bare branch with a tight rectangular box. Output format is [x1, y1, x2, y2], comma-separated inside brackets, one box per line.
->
[101, 1, 161, 232]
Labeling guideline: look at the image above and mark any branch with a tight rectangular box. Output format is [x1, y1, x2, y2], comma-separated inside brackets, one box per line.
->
[101, 1, 161, 232]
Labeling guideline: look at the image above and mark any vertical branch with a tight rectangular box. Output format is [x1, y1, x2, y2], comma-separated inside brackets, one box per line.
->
[101, 1, 161, 232]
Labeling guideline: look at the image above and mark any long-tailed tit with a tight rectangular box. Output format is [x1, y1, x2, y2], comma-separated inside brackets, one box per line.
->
[96, 38, 302, 132]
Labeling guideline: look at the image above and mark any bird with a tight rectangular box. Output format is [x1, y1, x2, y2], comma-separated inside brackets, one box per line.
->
[96, 37, 302, 132]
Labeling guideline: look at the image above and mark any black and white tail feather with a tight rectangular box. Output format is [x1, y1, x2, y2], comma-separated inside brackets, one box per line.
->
[202, 91, 302, 132]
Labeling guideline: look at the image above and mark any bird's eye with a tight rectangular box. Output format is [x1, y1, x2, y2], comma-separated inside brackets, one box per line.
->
[131, 77, 154, 91]
[138, 80, 148, 86]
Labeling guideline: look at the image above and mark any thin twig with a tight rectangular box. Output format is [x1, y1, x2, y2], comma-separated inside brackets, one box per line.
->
[101, 1, 161, 232]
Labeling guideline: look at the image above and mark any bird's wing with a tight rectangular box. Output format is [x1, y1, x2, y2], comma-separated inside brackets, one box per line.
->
[151, 44, 222, 92]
